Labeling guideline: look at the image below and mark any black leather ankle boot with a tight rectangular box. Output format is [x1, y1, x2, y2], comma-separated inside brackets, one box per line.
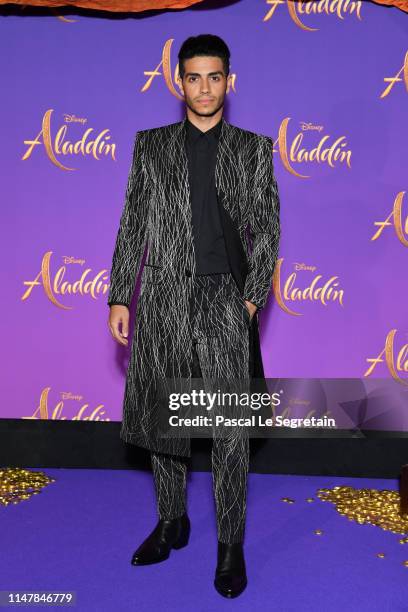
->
[214, 541, 247, 598]
[131, 512, 190, 566]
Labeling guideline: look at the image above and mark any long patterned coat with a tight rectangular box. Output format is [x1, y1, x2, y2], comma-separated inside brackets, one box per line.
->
[107, 116, 281, 457]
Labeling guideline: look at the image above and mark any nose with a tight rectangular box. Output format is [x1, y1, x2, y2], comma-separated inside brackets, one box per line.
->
[200, 78, 210, 94]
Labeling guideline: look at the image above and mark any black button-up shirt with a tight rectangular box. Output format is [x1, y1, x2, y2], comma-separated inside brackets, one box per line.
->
[185, 117, 231, 276]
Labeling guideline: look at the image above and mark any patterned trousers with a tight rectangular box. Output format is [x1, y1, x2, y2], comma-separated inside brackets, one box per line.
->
[150, 272, 252, 544]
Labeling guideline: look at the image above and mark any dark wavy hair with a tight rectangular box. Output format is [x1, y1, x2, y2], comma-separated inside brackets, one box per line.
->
[178, 34, 230, 79]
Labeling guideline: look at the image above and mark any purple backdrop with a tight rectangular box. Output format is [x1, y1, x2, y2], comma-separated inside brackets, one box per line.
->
[1, 1, 407, 425]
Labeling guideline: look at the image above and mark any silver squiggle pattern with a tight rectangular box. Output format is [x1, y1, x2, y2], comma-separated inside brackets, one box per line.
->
[150, 272, 250, 543]
[107, 117, 281, 457]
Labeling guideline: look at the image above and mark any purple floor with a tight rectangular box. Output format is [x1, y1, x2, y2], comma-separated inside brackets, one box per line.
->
[2, 468, 408, 611]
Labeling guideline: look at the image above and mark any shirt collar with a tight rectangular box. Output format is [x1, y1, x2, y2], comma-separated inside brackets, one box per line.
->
[185, 116, 223, 143]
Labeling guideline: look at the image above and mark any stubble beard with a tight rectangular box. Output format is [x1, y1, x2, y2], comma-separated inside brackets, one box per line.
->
[184, 94, 225, 118]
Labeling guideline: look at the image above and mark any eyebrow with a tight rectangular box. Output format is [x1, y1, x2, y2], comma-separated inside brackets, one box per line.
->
[184, 71, 224, 77]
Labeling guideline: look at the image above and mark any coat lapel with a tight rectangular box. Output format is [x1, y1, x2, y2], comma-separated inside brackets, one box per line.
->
[166, 117, 239, 214]
[216, 118, 249, 293]
[165, 119, 191, 216]
[215, 117, 238, 206]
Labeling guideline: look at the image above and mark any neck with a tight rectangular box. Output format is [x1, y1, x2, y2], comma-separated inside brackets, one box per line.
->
[185, 107, 223, 132]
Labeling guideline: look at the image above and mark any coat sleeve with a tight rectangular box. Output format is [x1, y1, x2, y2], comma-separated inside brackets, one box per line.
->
[107, 130, 152, 308]
[242, 135, 281, 310]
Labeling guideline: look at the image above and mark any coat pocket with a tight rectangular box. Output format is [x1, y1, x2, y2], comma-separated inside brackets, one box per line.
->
[140, 264, 163, 295]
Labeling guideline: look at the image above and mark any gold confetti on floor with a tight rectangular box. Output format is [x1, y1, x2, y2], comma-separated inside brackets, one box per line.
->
[317, 486, 408, 535]
[0, 467, 55, 506]
[281, 497, 295, 504]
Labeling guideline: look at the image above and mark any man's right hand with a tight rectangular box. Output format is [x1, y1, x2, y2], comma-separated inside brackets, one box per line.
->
[108, 305, 130, 346]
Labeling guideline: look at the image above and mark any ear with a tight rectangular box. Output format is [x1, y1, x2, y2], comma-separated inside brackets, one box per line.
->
[226, 72, 232, 92]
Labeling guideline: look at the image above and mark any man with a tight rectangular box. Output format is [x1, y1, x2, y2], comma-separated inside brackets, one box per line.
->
[107, 34, 281, 598]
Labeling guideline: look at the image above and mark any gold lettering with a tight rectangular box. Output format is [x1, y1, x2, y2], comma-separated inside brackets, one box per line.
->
[263, 0, 285, 22]
[278, 117, 352, 177]
[22, 109, 116, 170]
[273, 259, 344, 314]
[23, 387, 111, 420]
[264, 0, 362, 31]
[396, 344, 408, 373]
[364, 329, 408, 385]
[22, 251, 110, 308]
[371, 191, 408, 245]
[72, 404, 110, 421]
[380, 51, 408, 98]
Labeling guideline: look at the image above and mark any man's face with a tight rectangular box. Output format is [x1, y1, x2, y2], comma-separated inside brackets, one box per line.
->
[177, 55, 230, 118]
